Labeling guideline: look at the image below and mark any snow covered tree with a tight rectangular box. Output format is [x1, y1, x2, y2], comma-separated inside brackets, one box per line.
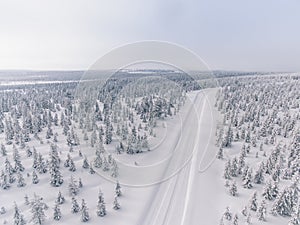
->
[253, 162, 265, 184]
[82, 156, 89, 169]
[257, 200, 267, 221]
[56, 191, 65, 205]
[243, 169, 253, 189]
[30, 194, 46, 225]
[68, 176, 79, 196]
[80, 199, 90, 222]
[49, 146, 63, 187]
[71, 197, 80, 213]
[1, 171, 10, 189]
[96, 189, 106, 217]
[115, 181, 122, 197]
[233, 214, 238, 225]
[111, 160, 119, 178]
[53, 203, 62, 221]
[216, 147, 224, 160]
[13, 202, 26, 225]
[32, 170, 39, 184]
[1, 143, 7, 156]
[229, 181, 238, 196]
[113, 196, 121, 210]
[223, 160, 232, 180]
[17, 172, 26, 187]
[289, 205, 300, 225]
[249, 192, 258, 211]
[223, 206, 232, 221]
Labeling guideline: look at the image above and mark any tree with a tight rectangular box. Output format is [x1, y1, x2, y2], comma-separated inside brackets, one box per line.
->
[253, 163, 265, 184]
[80, 199, 89, 222]
[289, 205, 300, 225]
[111, 160, 119, 178]
[82, 156, 89, 169]
[224, 160, 232, 180]
[216, 147, 224, 160]
[30, 194, 46, 225]
[243, 169, 253, 189]
[17, 172, 26, 187]
[257, 200, 267, 221]
[68, 176, 79, 196]
[13, 202, 26, 225]
[115, 181, 122, 197]
[113, 196, 120, 210]
[71, 197, 80, 213]
[56, 191, 65, 205]
[233, 214, 238, 225]
[223, 207, 232, 221]
[96, 189, 106, 217]
[53, 203, 62, 221]
[1, 171, 10, 189]
[229, 181, 238, 196]
[49, 146, 63, 187]
[249, 192, 258, 211]
[1, 143, 7, 156]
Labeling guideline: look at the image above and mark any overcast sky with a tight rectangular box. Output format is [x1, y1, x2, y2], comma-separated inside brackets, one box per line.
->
[0, 0, 299, 72]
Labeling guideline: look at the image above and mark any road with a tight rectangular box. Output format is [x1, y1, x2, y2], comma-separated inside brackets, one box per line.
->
[139, 88, 224, 225]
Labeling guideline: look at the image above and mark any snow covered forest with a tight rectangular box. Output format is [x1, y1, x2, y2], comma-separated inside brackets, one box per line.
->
[215, 74, 300, 225]
[0, 71, 299, 225]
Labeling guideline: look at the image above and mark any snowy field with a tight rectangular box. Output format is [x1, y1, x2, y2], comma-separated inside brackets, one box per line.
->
[0, 72, 299, 225]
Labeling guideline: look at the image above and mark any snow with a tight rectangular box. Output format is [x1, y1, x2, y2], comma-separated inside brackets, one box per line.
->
[0, 73, 299, 225]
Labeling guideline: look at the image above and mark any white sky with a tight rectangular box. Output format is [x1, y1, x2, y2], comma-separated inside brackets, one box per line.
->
[0, 0, 299, 72]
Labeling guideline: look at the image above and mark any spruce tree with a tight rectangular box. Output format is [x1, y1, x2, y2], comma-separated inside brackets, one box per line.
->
[53, 203, 62, 221]
[80, 199, 89, 222]
[13, 202, 26, 225]
[71, 197, 80, 213]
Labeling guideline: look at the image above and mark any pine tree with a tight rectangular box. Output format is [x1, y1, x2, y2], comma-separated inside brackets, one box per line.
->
[243, 169, 253, 189]
[262, 180, 274, 200]
[71, 197, 80, 213]
[224, 160, 232, 180]
[17, 172, 26, 187]
[246, 213, 252, 224]
[257, 200, 267, 221]
[111, 160, 119, 178]
[233, 214, 238, 225]
[68, 176, 79, 196]
[89, 162, 95, 174]
[216, 147, 224, 160]
[253, 163, 265, 184]
[231, 157, 239, 177]
[53, 203, 62, 221]
[82, 156, 89, 169]
[0, 170, 10, 189]
[289, 205, 300, 225]
[229, 181, 238, 196]
[1, 143, 7, 156]
[30, 194, 46, 225]
[249, 192, 258, 211]
[241, 206, 248, 216]
[24, 195, 30, 205]
[56, 191, 65, 205]
[115, 181, 122, 197]
[96, 189, 106, 217]
[32, 170, 39, 184]
[113, 196, 121, 210]
[13, 202, 26, 225]
[223, 207, 232, 221]
[80, 199, 89, 222]
[49, 145, 63, 187]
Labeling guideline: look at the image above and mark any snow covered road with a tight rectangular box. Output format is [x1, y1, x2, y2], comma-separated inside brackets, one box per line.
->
[139, 88, 224, 225]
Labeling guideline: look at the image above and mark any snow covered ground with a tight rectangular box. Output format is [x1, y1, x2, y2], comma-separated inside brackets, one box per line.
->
[0, 73, 299, 225]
